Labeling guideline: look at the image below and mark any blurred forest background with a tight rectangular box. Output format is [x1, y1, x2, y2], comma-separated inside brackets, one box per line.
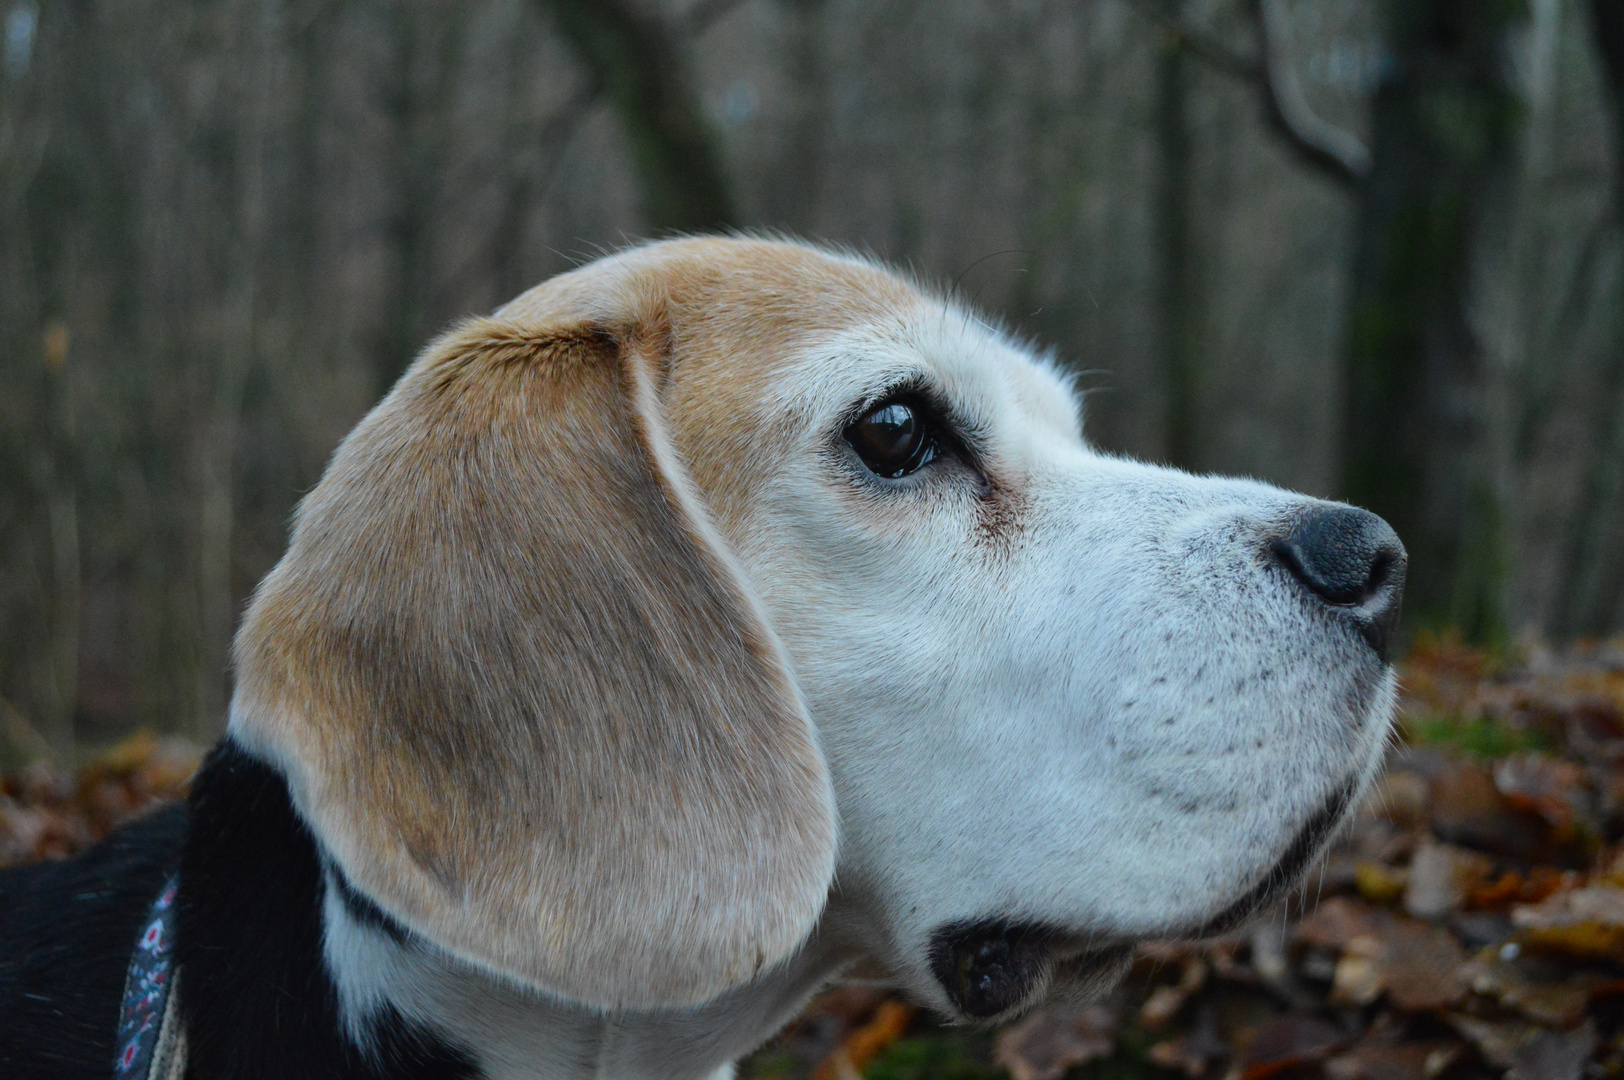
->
[1, 0, 1622, 758]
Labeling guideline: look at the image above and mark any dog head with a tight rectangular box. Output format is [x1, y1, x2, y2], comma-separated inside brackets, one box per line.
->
[230, 236, 1404, 1021]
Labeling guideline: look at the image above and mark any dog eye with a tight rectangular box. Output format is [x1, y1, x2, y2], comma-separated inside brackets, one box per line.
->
[845, 400, 939, 478]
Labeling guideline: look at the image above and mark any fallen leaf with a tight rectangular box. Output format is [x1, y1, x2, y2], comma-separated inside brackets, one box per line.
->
[1470, 871, 1527, 909]
[1430, 762, 1549, 859]
[810, 998, 915, 1080]
[1386, 920, 1471, 1010]
[1446, 1014, 1548, 1070]
[1140, 957, 1208, 1029]
[1329, 915, 1468, 1011]
[1404, 842, 1492, 920]
[1513, 884, 1624, 963]
[1332, 950, 1385, 1007]
[1507, 1022, 1597, 1080]
[1324, 1040, 1460, 1080]
[1299, 897, 1382, 950]
[1238, 1017, 1344, 1080]
[1464, 948, 1590, 1027]
[1514, 884, 1624, 929]
[1496, 755, 1588, 835]
[994, 1004, 1115, 1080]
[1357, 861, 1409, 905]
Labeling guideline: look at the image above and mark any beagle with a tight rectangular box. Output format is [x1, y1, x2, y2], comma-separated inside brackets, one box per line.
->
[0, 236, 1405, 1080]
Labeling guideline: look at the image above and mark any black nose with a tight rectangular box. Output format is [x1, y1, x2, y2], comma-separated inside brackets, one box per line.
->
[1270, 505, 1407, 661]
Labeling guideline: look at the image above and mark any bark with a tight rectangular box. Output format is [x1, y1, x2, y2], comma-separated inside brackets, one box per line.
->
[1551, 0, 1624, 634]
[1590, 0, 1624, 209]
[1155, 15, 1201, 469]
[1341, 0, 1527, 643]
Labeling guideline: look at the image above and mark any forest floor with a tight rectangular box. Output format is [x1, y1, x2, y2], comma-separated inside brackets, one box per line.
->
[4, 635, 1623, 1080]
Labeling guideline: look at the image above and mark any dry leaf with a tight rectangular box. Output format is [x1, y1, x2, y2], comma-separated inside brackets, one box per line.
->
[1139, 957, 1208, 1029]
[1464, 949, 1592, 1027]
[1324, 1040, 1460, 1080]
[1513, 884, 1624, 964]
[1237, 1017, 1343, 1080]
[1446, 1014, 1549, 1070]
[1299, 897, 1382, 950]
[1404, 842, 1491, 920]
[810, 999, 914, 1080]
[1506, 1023, 1597, 1080]
[994, 1004, 1116, 1080]
[1495, 755, 1588, 835]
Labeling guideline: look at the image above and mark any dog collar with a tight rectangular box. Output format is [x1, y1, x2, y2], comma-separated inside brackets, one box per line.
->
[115, 875, 188, 1080]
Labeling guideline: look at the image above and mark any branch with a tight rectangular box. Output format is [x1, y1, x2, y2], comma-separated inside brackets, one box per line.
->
[681, 0, 750, 36]
[1252, 0, 1370, 186]
[1122, 0, 1260, 80]
[1124, 0, 1370, 189]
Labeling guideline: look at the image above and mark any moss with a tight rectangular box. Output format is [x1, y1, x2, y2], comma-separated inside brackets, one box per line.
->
[1403, 710, 1552, 760]
[864, 1030, 1004, 1080]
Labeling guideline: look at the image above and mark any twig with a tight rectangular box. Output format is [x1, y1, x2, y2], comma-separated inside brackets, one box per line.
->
[1252, 0, 1370, 186]
[682, 0, 750, 36]
[1123, 0, 1370, 188]
[1122, 0, 1260, 79]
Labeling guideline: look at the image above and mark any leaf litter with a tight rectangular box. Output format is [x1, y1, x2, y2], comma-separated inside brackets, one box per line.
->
[8, 635, 1624, 1080]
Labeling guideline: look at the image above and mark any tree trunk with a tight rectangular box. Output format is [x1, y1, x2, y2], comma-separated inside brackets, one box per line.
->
[1589, 0, 1624, 210]
[1342, 0, 1527, 643]
[537, 0, 735, 233]
[1551, 0, 1624, 634]
[1155, 15, 1201, 470]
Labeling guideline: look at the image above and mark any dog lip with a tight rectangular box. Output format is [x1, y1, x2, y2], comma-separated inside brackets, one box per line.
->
[926, 919, 1064, 1019]
[924, 918, 1133, 1021]
[1190, 781, 1357, 937]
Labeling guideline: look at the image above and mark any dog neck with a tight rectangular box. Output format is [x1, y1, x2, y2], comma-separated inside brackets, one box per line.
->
[176, 740, 853, 1080]
[323, 870, 847, 1080]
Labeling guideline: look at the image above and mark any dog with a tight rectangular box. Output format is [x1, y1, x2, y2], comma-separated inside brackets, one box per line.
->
[0, 236, 1405, 1080]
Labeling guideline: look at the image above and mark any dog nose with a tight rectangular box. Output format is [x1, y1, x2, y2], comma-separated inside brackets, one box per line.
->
[1270, 505, 1407, 660]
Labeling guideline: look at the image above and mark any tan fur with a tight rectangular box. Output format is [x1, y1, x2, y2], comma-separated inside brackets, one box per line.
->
[231, 295, 837, 1009]
[497, 238, 924, 536]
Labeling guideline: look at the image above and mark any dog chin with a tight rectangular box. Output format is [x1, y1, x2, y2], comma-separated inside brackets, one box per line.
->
[923, 778, 1366, 1022]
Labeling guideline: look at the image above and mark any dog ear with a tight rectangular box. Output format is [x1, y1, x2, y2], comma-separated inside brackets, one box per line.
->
[229, 314, 837, 1010]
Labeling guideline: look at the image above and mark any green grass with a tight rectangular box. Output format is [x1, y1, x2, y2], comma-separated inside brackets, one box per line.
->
[1403, 710, 1552, 760]
[864, 1030, 1004, 1080]
[861, 1024, 1163, 1080]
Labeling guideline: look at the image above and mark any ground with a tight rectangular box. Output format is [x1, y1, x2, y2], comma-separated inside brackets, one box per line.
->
[5, 635, 1622, 1080]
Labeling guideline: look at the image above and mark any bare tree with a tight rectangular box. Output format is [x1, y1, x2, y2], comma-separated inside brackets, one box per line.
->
[1129, 0, 1526, 641]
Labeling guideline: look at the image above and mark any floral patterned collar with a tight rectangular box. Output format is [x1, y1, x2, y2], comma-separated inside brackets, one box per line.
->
[114, 876, 188, 1080]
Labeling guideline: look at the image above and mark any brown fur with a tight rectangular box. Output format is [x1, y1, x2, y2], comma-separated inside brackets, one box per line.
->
[497, 237, 924, 536]
[231, 294, 837, 1009]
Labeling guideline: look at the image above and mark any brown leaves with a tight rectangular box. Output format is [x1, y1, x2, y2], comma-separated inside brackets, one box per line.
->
[1299, 898, 1468, 1010]
[994, 1004, 1116, 1080]
[17, 640, 1624, 1080]
[1237, 1017, 1344, 1080]
[810, 999, 916, 1080]
[0, 732, 199, 865]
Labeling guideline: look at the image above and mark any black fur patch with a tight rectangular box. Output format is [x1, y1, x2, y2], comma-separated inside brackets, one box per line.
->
[176, 739, 478, 1079]
[0, 802, 188, 1078]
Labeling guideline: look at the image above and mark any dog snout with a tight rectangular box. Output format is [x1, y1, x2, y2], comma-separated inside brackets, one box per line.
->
[1270, 505, 1407, 661]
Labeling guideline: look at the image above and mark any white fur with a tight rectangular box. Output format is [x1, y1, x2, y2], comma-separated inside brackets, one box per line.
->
[321, 264, 1397, 1078]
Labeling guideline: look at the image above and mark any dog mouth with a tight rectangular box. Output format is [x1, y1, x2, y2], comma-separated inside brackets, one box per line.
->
[926, 920, 1130, 1020]
[925, 783, 1356, 1020]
